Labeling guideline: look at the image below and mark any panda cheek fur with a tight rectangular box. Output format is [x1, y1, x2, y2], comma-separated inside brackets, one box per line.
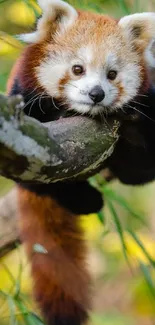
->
[59, 72, 70, 97]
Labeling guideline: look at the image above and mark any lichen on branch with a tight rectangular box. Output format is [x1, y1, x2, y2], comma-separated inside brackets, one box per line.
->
[0, 93, 120, 183]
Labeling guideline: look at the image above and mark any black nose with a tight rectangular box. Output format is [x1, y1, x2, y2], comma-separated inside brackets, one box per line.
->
[89, 86, 105, 103]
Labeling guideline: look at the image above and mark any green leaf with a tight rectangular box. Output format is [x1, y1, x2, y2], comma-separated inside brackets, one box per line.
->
[7, 296, 18, 325]
[97, 211, 105, 224]
[107, 200, 131, 268]
[29, 313, 45, 325]
[15, 299, 36, 325]
[103, 187, 146, 227]
[128, 229, 155, 267]
[118, 0, 131, 14]
[139, 262, 155, 298]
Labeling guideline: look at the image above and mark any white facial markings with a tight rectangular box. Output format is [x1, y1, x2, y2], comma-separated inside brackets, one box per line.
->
[36, 37, 142, 115]
[77, 46, 94, 65]
[36, 52, 70, 97]
[105, 53, 118, 71]
[116, 61, 141, 107]
[65, 51, 122, 113]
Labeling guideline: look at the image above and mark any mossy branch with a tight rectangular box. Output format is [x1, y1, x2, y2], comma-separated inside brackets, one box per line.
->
[0, 93, 120, 183]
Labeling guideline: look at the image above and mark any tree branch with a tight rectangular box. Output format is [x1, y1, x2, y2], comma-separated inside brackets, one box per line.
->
[0, 93, 120, 183]
[0, 93, 120, 257]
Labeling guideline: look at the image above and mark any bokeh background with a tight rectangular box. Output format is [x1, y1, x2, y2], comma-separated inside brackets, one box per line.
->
[1, 0, 155, 324]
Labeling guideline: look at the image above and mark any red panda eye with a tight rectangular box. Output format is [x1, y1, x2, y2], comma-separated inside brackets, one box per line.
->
[107, 70, 117, 80]
[72, 65, 84, 76]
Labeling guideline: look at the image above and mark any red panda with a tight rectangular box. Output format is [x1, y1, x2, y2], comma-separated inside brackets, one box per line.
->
[7, 1, 155, 324]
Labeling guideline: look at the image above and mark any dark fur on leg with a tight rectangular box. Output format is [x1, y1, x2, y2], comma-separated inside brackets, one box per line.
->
[106, 87, 155, 185]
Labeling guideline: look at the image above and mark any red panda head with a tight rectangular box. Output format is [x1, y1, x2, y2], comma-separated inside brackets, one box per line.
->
[20, 0, 155, 116]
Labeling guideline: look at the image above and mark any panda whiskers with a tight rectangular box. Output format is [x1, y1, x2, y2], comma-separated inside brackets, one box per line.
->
[125, 103, 155, 123]
[137, 94, 148, 98]
[23, 90, 49, 116]
[51, 97, 60, 110]
[26, 86, 38, 98]
[28, 95, 41, 116]
[39, 94, 46, 115]
[23, 92, 40, 112]
[67, 83, 80, 90]
[131, 100, 149, 108]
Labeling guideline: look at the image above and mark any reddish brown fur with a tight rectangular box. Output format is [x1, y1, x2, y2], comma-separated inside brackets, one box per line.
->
[7, 8, 151, 325]
[7, 11, 120, 95]
[7, 10, 147, 103]
[17, 187, 90, 323]
[115, 82, 126, 103]
[139, 60, 149, 92]
[59, 72, 70, 96]
[7, 56, 23, 94]
[7, 42, 48, 94]
[49, 11, 122, 59]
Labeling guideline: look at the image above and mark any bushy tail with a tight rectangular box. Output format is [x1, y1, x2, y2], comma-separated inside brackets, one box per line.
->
[17, 186, 90, 325]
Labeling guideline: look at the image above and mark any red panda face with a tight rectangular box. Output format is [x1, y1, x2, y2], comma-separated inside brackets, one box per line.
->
[35, 14, 142, 116]
[21, 1, 155, 116]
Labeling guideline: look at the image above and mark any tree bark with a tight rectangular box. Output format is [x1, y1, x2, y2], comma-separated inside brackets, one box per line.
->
[0, 93, 120, 183]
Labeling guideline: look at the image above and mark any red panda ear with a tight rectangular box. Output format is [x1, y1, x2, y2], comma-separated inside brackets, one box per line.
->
[119, 13, 155, 50]
[19, 0, 78, 44]
[119, 13, 155, 67]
